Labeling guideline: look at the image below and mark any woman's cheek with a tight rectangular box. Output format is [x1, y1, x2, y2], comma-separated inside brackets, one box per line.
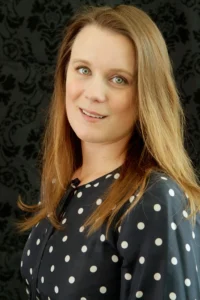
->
[66, 80, 82, 100]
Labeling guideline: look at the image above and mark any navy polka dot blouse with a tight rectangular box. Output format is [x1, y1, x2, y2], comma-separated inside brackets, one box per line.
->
[20, 166, 200, 299]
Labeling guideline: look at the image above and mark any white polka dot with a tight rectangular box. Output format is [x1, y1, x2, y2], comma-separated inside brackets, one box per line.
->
[171, 222, 177, 230]
[27, 249, 30, 256]
[90, 266, 97, 273]
[185, 244, 191, 251]
[96, 199, 102, 205]
[100, 286, 107, 294]
[111, 255, 119, 263]
[114, 173, 120, 179]
[35, 222, 39, 227]
[79, 226, 85, 232]
[125, 273, 132, 280]
[62, 235, 68, 242]
[136, 291, 143, 298]
[81, 298, 87, 300]
[196, 265, 198, 272]
[137, 222, 145, 230]
[171, 257, 178, 265]
[129, 195, 135, 203]
[169, 189, 175, 196]
[154, 273, 161, 280]
[78, 208, 84, 214]
[100, 234, 105, 242]
[139, 256, 145, 264]
[50, 265, 55, 272]
[154, 204, 161, 211]
[85, 184, 91, 188]
[48, 297, 51, 300]
[192, 231, 195, 239]
[26, 278, 29, 285]
[49, 246, 53, 253]
[161, 176, 168, 180]
[21, 261, 23, 267]
[155, 238, 163, 246]
[77, 192, 82, 198]
[94, 182, 99, 187]
[106, 174, 112, 178]
[185, 278, 191, 286]
[69, 276, 75, 283]
[29, 268, 33, 275]
[118, 226, 121, 233]
[65, 255, 70, 262]
[54, 286, 59, 293]
[169, 292, 176, 299]
[41, 276, 44, 283]
[121, 241, 128, 249]
[81, 245, 87, 252]
[183, 210, 188, 218]
[62, 218, 67, 224]
[36, 239, 40, 245]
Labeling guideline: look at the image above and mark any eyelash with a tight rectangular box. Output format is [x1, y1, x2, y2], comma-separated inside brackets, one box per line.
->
[75, 66, 128, 85]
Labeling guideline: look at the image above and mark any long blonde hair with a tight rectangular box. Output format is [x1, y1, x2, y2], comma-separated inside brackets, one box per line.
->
[16, 4, 200, 238]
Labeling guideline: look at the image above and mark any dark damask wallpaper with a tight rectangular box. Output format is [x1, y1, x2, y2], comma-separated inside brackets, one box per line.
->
[0, 0, 199, 299]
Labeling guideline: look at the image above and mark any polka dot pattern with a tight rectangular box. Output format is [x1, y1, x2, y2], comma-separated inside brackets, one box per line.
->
[20, 169, 200, 300]
[154, 273, 161, 280]
[62, 236, 68, 242]
[139, 256, 145, 264]
[69, 276, 75, 283]
[99, 286, 107, 294]
[136, 291, 143, 298]
[96, 198, 102, 205]
[154, 204, 161, 211]
[112, 255, 119, 263]
[155, 238, 163, 246]
[125, 273, 132, 280]
[100, 234, 105, 242]
[171, 222, 177, 230]
[90, 266, 97, 273]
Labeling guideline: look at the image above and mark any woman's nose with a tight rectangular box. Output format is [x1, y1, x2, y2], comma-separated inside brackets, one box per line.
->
[84, 75, 107, 102]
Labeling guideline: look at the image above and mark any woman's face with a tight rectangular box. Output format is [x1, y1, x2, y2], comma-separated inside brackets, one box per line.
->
[65, 25, 137, 146]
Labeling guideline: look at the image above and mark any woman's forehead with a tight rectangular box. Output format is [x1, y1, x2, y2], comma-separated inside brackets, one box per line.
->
[70, 25, 136, 73]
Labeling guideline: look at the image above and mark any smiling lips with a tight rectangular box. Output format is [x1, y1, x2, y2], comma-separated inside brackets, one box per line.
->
[80, 108, 107, 118]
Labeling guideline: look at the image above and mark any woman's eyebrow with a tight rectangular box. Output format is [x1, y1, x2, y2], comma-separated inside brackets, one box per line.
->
[71, 58, 134, 78]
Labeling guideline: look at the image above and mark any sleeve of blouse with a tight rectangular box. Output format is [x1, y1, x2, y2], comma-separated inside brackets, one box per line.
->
[117, 173, 200, 300]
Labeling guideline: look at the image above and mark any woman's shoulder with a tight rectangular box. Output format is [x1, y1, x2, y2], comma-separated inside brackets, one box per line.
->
[140, 170, 189, 210]
[116, 170, 192, 237]
[116, 170, 198, 258]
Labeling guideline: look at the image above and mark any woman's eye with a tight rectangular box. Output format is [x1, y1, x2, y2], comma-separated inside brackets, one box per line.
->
[77, 67, 90, 75]
[112, 76, 127, 85]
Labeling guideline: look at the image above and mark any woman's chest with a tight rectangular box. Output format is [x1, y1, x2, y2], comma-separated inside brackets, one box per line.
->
[21, 208, 121, 299]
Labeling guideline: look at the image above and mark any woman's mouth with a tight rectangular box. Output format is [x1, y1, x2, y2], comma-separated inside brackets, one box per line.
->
[79, 108, 107, 121]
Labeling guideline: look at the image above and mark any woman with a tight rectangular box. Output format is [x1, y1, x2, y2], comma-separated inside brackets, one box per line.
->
[17, 4, 200, 300]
